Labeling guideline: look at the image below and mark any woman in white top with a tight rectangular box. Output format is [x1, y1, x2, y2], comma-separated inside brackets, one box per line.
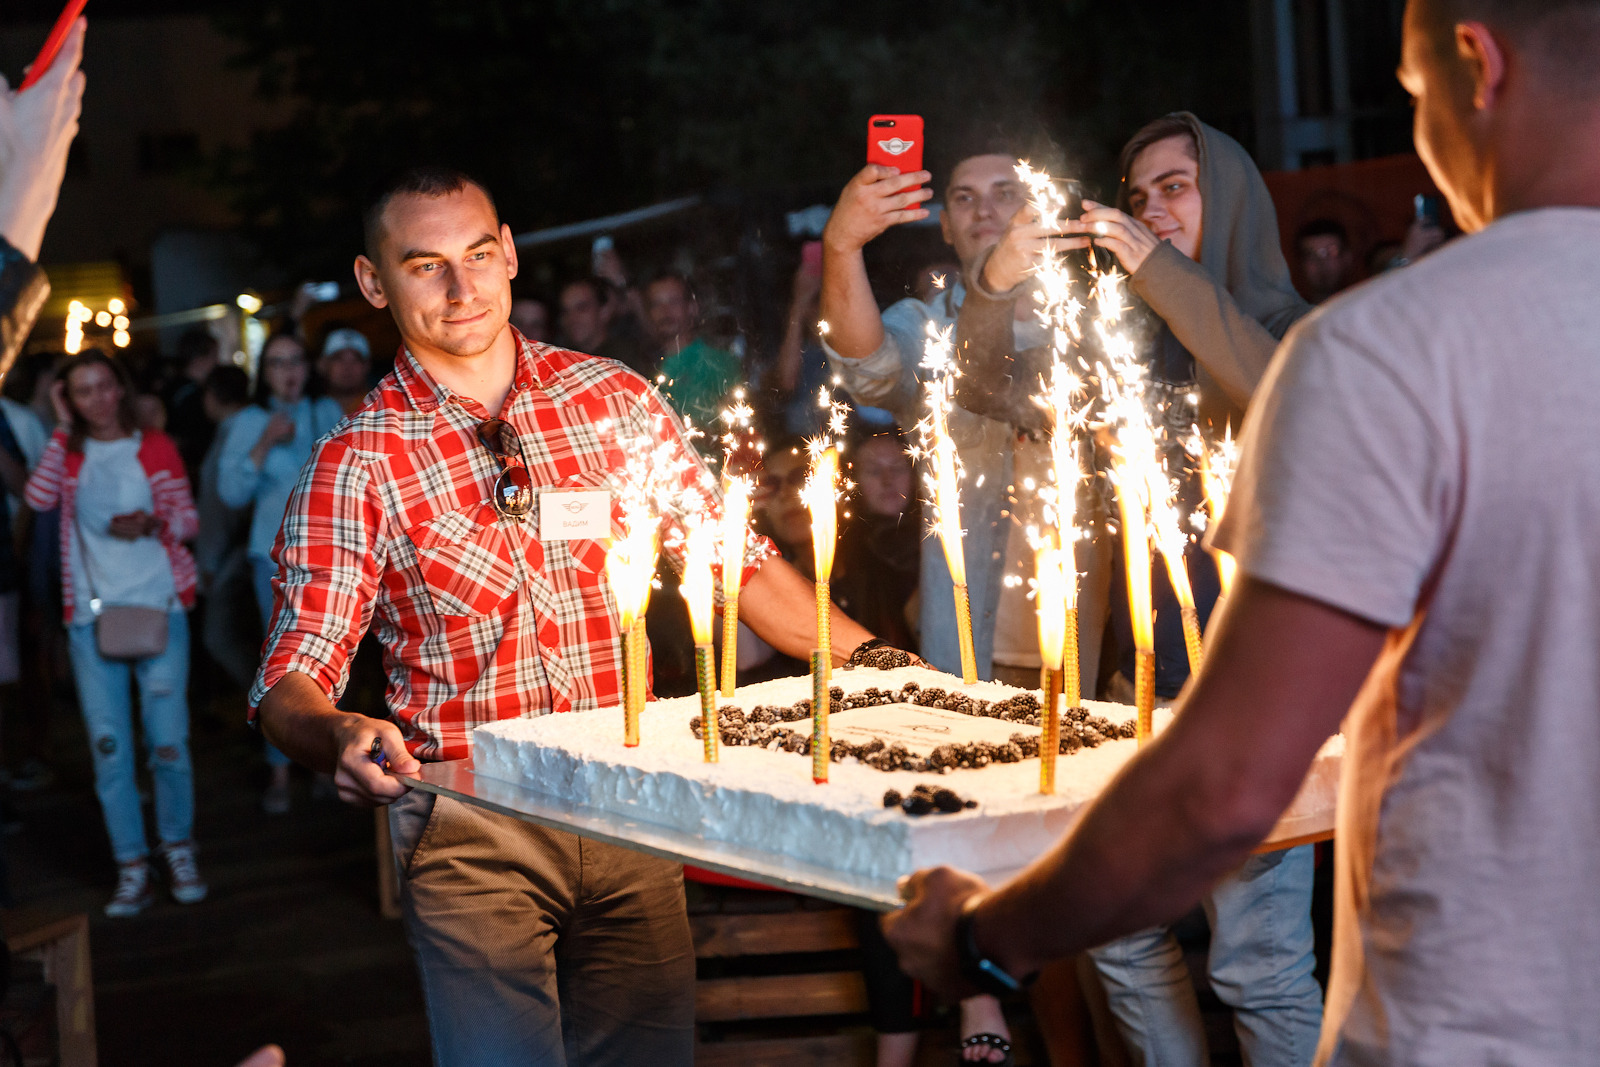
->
[217, 332, 343, 813]
[24, 351, 205, 917]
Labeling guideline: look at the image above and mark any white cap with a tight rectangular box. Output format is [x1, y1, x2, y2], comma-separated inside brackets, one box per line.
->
[321, 327, 370, 360]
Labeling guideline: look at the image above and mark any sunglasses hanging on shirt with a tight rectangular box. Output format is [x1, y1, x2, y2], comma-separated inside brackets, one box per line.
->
[477, 418, 534, 521]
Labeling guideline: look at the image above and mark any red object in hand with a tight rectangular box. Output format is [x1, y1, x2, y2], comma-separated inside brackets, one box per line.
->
[867, 114, 924, 175]
[20, 0, 87, 91]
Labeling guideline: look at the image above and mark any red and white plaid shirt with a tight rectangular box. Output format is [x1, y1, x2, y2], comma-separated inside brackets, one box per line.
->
[249, 330, 775, 761]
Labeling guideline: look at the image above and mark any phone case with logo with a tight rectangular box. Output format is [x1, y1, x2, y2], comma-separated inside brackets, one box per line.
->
[867, 115, 924, 174]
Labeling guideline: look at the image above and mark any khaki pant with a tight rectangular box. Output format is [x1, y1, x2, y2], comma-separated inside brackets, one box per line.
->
[390, 790, 695, 1066]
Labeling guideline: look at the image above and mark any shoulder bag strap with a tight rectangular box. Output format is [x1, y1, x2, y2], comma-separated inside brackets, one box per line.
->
[71, 504, 104, 616]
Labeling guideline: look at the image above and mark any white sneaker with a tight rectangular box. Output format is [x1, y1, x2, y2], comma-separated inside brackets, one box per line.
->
[105, 860, 155, 917]
[161, 841, 209, 904]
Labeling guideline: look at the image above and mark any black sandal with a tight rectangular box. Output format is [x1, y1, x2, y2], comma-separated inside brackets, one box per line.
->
[960, 1032, 1013, 1066]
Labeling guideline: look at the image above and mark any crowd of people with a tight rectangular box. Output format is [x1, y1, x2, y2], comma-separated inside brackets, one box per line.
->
[3, 2, 1598, 1066]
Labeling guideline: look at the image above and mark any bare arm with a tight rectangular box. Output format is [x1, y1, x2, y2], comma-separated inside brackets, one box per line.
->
[775, 263, 822, 394]
[257, 671, 420, 807]
[819, 164, 932, 361]
[739, 555, 875, 666]
[883, 576, 1387, 994]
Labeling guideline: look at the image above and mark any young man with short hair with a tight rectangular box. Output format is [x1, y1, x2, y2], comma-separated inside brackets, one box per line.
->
[887, 2, 1600, 1063]
[252, 168, 874, 1066]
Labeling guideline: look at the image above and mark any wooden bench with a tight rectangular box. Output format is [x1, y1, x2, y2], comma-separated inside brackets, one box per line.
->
[1, 909, 97, 1067]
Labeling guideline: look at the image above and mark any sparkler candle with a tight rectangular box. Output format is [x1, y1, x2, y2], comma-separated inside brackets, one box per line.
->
[718, 476, 751, 696]
[1042, 363, 1086, 708]
[919, 324, 978, 684]
[605, 521, 658, 747]
[803, 446, 839, 782]
[1113, 461, 1157, 744]
[681, 521, 719, 761]
[1033, 538, 1068, 794]
[1198, 427, 1239, 599]
[1016, 163, 1095, 710]
[1151, 490, 1204, 677]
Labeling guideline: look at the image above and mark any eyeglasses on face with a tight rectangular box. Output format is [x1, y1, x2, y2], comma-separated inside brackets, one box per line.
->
[476, 418, 533, 521]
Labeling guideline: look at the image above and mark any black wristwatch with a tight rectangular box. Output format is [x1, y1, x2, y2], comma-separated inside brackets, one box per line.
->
[954, 896, 1035, 997]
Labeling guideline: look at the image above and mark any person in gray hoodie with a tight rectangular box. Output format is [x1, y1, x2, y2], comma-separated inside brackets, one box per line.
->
[953, 113, 1320, 1067]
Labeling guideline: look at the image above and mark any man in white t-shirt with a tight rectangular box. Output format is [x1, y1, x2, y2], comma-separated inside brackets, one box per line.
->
[884, 1, 1600, 1063]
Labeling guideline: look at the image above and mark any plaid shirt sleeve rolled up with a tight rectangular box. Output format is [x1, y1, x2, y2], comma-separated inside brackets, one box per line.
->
[248, 332, 777, 761]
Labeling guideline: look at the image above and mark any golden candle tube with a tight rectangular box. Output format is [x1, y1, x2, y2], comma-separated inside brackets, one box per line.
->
[696, 644, 719, 762]
[1062, 606, 1080, 710]
[719, 596, 740, 697]
[1180, 604, 1204, 677]
[815, 578, 831, 671]
[811, 649, 830, 783]
[627, 618, 648, 747]
[1039, 665, 1062, 795]
[1135, 648, 1155, 745]
[621, 625, 639, 747]
[952, 582, 978, 685]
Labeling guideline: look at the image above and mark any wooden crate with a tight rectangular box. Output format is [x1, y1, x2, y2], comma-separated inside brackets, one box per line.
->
[690, 890, 873, 1063]
[0, 909, 97, 1067]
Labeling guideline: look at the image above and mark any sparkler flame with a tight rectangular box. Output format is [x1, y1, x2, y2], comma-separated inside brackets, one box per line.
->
[804, 446, 839, 581]
[1033, 534, 1069, 671]
[680, 520, 716, 646]
[1197, 424, 1239, 596]
[917, 322, 967, 585]
[719, 477, 751, 607]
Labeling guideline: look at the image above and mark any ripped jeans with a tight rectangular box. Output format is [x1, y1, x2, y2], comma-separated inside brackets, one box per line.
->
[67, 609, 195, 863]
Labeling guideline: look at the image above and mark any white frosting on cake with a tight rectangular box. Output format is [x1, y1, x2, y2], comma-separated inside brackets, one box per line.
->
[472, 665, 1343, 884]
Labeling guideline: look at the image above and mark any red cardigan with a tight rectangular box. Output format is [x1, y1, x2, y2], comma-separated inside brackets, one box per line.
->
[24, 428, 200, 624]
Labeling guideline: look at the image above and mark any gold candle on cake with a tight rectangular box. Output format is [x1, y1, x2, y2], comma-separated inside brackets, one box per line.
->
[718, 475, 751, 697]
[681, 521, 719, 761]
[1033, 537, 1068, 794]
[803, 446, 839, 782]
[920, 324, 977, 684]
[606, 520, 657, 747]
[1113, 462, 1156, 744]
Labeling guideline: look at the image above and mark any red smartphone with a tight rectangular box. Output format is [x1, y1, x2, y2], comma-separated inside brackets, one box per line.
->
[20, 0, 87, 90]
[867, 115, 924, 175]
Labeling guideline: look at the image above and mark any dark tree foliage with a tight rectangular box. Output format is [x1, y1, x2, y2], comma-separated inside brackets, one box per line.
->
[211, 0, 1257, 278]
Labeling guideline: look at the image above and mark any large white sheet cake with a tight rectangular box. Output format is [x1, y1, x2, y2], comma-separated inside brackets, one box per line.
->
[472, 665, 1342, 884]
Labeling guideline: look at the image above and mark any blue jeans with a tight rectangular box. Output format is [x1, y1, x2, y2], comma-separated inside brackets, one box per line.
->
[1088, 845, 1321, 1067]
[68, 609, 195, 864]
[250, 555, 291, 769]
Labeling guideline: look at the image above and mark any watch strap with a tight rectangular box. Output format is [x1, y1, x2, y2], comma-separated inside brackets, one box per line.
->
[955, 897, 1034, 997]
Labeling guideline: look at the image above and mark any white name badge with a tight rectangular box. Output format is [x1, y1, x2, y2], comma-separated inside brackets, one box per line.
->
[539, 490, 611, 540]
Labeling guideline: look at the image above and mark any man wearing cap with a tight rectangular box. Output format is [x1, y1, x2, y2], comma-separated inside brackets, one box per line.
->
[318, 325, 372, 416]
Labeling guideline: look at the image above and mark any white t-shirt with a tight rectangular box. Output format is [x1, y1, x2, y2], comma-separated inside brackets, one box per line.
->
[69, 434, 176, 614]
[1213, 208, 1600, 1065]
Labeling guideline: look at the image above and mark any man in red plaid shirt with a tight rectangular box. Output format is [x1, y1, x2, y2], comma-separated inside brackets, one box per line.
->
[251, 168, 876, 1066]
